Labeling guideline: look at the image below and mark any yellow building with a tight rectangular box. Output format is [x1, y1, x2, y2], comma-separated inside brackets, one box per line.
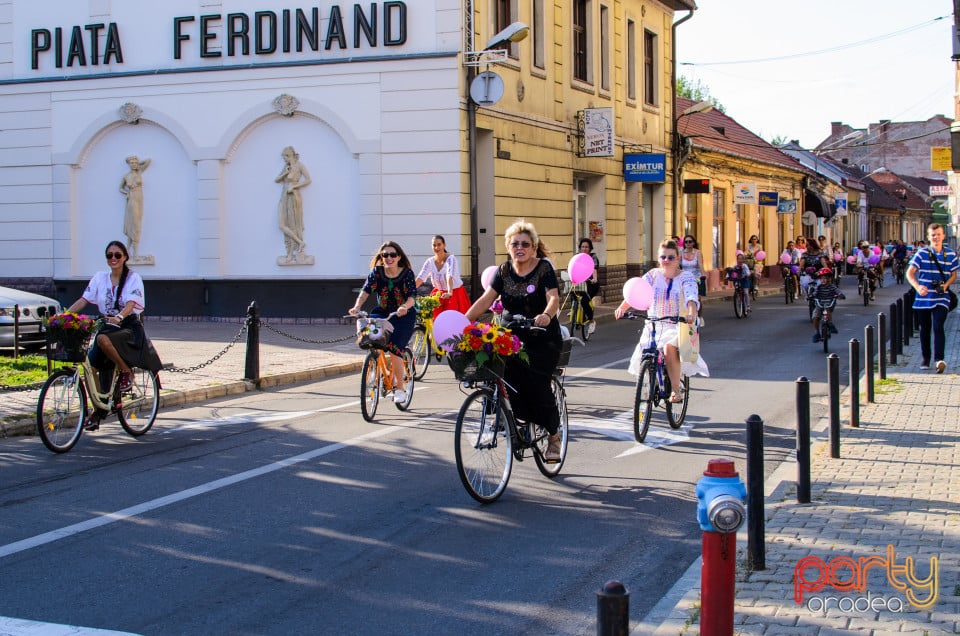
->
[463, 0, 696, 300]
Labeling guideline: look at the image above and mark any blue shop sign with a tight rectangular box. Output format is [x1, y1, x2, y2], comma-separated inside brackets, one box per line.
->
[624, 153, 666, 182]
[758, 191, 779, 207]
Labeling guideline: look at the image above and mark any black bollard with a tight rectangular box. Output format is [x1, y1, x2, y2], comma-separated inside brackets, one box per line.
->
[879, 312, 888, 378]
[244, 301, 261, 383]
[865, 325, 875, 403]
[849, 339, 860, 428]
[890, 303, 897, 366]
[828, 354, 840, 458]
[895, 298, 904, 356]
[902, 292, 911, 346]
[596, 580, 629, 636]
[796, 377, 811, 504]
[746, 415, 765, 571]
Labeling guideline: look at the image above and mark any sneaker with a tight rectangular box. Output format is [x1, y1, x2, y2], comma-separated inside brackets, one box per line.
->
[920, 362, 931, 370]
[587, 320, 597, 335]
[828, 323, 839, 334]
[936, 360, 946, 374]
[117, 371, 132, 392]
[83, 413, 101, 431]
[812, 333, 821, 343]
[393, 389, 407, 403]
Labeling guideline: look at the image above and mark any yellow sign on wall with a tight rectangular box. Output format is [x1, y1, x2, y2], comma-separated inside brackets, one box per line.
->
[931, 147, 951, 171]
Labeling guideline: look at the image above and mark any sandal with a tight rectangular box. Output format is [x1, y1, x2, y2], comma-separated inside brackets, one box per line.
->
[669, 389, 685, 403]
[544, 433, 562, 463]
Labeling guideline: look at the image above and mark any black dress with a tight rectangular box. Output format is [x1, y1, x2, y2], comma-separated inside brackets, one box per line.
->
[492, 260, 562, 434]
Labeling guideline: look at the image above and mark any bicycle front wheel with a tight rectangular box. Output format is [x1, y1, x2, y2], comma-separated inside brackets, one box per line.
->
[734, 288, 745, 318]
[454, 388, 513, 503]
[37, 369, 87, 453]
[666, 376, 690, 429]
[395, 349, 415, 411]
[118, 368, 160, 436]
[410, 325, 430, 380]
[535, 376, 569, 477]
[360, 352, 380, 422]
[632, 360, 654, 443]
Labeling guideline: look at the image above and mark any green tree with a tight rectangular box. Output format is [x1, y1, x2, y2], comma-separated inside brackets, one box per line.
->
[676, 76, 725, 113]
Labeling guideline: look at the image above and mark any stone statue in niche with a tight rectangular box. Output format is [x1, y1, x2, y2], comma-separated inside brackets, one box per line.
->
[119, 155, 154, 265]
[275, 146, 314, 266]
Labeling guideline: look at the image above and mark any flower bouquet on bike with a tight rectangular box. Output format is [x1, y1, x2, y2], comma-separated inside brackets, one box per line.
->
[43, 312, 100, 362]
[415, 293, 442, 322]
[445, 321, 528, 382]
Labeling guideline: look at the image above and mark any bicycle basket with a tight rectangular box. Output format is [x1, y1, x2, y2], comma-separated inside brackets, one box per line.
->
[45, 328, 92, 362]
[556, 337, 573, 369]
[448, 353, 505, 382]
[356, 317, 394, 350]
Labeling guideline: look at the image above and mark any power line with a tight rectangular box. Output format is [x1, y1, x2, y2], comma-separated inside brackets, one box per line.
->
[681, 15, 948, 67]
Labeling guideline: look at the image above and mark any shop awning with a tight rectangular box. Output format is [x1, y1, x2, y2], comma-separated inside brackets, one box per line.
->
[804, 189, 835, 219]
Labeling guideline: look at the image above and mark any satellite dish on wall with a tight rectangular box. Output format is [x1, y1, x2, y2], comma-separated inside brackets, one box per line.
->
[801, 210, 818, 226]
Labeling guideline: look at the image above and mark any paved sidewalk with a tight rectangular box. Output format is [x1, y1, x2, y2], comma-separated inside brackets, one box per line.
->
[650, 309, 960, 635]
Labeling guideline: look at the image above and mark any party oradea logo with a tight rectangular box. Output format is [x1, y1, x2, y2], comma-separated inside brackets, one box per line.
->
[794, 545, 938, 614]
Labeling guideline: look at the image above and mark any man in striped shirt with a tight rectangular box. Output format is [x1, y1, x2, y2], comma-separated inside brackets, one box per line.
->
[906, 224, 958, 373]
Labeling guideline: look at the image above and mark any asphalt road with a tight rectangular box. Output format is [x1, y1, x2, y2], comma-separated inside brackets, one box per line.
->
[0, 274, 911, 635]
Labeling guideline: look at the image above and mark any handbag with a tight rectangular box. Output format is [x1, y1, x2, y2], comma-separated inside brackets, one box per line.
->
[677, 322, 700, 364]
[928, 249, 958, 312]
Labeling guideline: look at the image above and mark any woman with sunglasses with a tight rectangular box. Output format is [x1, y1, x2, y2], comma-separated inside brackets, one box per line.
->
[415, 235, 471, 316]
[680, 234, 705, 321]
[66, 240, 162, 429]
[746, 234, 764, 287]
[465, 220, 563, 461]
[349, 241, 418, 403]
[615, 239, 709, 402]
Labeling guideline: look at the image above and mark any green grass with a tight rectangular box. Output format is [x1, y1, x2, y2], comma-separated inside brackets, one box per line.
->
[0, 353, 63, 386]
[874, 378, 903, 395]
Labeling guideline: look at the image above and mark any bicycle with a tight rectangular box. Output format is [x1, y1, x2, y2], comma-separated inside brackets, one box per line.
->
[452, 316, 570, 503]
[857, 267, 877, 306]
[892, 258, 907, 285]
[813, 297, 842, 353]
[624, 313, 689, 443]
[410, 294, 445, 380]
[349, 311, 415, 421]
[724, 268, 750, 319]
[782, 266, 797, 304]
[560, 278, 594, 341]
[36, 322, 160, 453]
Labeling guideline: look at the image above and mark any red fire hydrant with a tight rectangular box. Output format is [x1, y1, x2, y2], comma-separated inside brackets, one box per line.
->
[695, 458, 747, 636]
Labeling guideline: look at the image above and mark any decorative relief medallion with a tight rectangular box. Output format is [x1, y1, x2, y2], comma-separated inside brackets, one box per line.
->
[273, 94, 300, 117]
[118, 102, 142, 124]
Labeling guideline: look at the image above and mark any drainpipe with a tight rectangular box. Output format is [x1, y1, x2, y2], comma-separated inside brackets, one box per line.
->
[671, 8, 695, 235]
[467, 63, 480, 300]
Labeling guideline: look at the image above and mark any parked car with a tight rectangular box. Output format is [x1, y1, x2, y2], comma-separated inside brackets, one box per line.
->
[0, 286, 62, 351]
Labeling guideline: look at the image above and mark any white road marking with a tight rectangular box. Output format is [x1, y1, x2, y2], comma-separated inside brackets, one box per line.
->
[0, 616, 140, 635]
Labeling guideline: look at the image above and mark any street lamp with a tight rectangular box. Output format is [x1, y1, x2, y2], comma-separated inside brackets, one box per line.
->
[464, 22, 529, 298]
[672, 100, 714, 234]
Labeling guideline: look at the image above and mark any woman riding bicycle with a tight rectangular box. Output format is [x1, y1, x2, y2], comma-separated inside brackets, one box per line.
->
[65, 240, 162, 430]
[855, 242, 879, 300]
[465, 220, 563, 461]
[349, 241, 417, 403]
[615, 239, 709, 403]
[572, 237, 601, 330]
[415, 234, 471, 316]
[746, 234, 764, 287]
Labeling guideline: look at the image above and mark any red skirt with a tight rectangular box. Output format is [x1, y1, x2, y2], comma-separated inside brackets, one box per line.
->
[433, 286, 471, 317]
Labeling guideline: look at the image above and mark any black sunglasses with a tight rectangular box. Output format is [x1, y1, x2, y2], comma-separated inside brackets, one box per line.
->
[510, 241, 532, 249]
[105, 252, 124, 259]
[381, 252, 398, 259]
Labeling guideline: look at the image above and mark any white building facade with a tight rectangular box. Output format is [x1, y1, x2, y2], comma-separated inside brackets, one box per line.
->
[0, 0, 463, 316]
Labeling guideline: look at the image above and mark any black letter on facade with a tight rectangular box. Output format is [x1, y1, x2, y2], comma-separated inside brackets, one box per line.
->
[324, 6, 346, 50]
[384, 2, 407, 46]
[66, 25, 86, 67]
[255, 11, 277, 54]
[282, 9, 291, 53]
[103, 22, 123, 64]
[227, 13, 250, 56]
[85, 23, 104, 65]
[355, 3, 376, 47]
[173, 16, 195, 60]
[200, 14, 222, 58]
[31, 29, 51, 70]
[296, 8, 318, 52]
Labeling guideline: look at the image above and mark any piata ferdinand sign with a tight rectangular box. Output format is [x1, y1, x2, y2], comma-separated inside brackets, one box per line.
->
[29, 2, 409, 71]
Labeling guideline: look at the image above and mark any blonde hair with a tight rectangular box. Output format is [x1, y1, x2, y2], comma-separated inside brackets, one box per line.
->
[504, 219, 540, 251]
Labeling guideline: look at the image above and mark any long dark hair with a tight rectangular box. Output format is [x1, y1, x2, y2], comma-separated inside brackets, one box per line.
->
[105, 240, 131, 310]
[370, 241, 413, 270]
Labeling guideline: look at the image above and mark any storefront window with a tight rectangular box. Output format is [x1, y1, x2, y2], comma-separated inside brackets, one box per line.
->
[712, 189, 725, 269]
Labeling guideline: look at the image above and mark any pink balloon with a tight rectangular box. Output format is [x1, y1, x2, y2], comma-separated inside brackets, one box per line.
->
[623, 277, 654, 310]
[872, 246, 881, 255]
[480, 265, 498, 290]
[433, 310, 470, 351]
[833, 252, 842, 262]
[846, 255, 856, 264]
[780, 252, 791, 264]
[868, 254, 880, 265]
[755, 250, 766, 261]
[567, 252, 596, 284]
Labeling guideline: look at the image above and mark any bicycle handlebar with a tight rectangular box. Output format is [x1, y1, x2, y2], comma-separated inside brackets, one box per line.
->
[344, 310, 399, 320]
[501, 314, 546, 332]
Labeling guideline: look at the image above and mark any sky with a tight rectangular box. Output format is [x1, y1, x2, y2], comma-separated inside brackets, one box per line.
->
[675, 0, 955, 150]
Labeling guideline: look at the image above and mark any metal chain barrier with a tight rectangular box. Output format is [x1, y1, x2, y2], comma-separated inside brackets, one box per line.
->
[259, 319, 355, 345]
[164, 322, 248, 374]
